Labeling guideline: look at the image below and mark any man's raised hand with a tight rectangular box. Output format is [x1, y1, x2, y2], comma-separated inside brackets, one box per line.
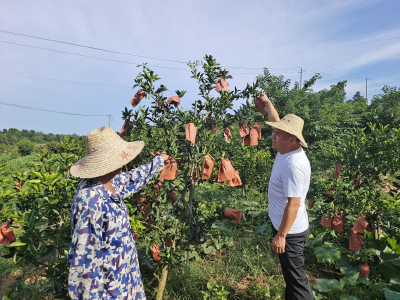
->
[257, 93, 271, 105]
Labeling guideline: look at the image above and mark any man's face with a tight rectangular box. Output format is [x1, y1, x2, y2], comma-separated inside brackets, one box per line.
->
[271, 128, 292, 153]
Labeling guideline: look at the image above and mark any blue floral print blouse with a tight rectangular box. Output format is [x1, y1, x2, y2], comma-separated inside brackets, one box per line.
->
[68, 156, 164, 300]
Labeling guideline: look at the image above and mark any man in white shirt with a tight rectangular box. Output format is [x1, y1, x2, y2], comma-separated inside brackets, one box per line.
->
[258, 93, 314, 300]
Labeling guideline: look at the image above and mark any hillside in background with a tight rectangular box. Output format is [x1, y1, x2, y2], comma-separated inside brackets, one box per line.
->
[0, 128, 80, 145]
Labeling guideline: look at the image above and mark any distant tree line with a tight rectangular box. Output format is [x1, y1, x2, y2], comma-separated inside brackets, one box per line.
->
[0, 128, 79, 145]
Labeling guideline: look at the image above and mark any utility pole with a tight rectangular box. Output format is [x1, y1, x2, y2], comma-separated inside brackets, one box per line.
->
[299, 68, 304, 89]
[108, 115, 111, 127]
[366, 78, 368, 102]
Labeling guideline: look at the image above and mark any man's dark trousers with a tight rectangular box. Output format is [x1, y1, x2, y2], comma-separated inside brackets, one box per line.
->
[272, 226, 314, 300]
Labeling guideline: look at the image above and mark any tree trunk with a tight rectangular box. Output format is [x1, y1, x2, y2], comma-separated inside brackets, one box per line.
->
[156, 265, 168, 300]
[185, 183, 195, 219]
[185, 165, 196, 220]
[243, 183, 249, 200]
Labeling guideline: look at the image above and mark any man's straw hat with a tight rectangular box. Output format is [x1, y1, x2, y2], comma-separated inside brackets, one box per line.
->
[70, 126, 144, 178]
[265, 114, 308, 148]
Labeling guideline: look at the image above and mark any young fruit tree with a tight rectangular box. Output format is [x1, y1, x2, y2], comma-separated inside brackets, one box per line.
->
[119, 55, 265, 299]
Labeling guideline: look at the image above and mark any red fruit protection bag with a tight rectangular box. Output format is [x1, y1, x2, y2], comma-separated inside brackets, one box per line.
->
[134, 193, 146, 202]
[228, 170, 242, 187]
[359, 263, 370, 278]
[131, 89, 146, 107]
[223, 209, 243, 225]
[332, 211, 344, 232]
[0, 223, 16, 246]
[185, 123, 197, 144]
[253, 122, 262, 140]
[319, 215, 333, 228]
[239, 119, 250, 138]
[352, 216, 368, 234]
[165, 95, 181, 108]
[160, 157, 178, 180]
[249, 127, 259, 146]
[308, 198, 315, 210]
[216, 158, 236, 183]
[201, 155, 214, 180]
[167, 191, 177, 204]
[349, 231, 362, 251]
[224, 128, 232, 143]
[334, 163, 342, 178]
[150, 243, 162, 261]
[120, 121, 133, 136]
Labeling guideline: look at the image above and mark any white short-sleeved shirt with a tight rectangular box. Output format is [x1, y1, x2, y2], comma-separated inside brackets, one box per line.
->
[268, 147, 311, 234]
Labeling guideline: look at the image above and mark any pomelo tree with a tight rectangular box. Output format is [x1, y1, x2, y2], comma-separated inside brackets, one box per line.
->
[120, 55, 272, 299]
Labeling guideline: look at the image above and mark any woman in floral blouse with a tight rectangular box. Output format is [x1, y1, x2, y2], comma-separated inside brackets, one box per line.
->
[68, 126, 168, 300]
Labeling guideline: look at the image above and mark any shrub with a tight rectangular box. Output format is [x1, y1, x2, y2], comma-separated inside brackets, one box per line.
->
[16, 139, 34, 156]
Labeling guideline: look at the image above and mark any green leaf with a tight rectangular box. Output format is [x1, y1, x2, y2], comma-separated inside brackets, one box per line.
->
[28, 209, 36, 229]
[29, 179, 41, 184]
[384, 288, 400, 300]
[9, 241, 27, 247]
[30, 245, 40, 260]
[307, 232, 326, 246]
[34, 220, 48, 227]
[315, 278, 343, 292]
[369, 282, 387, 291]
[390, 278, 400, 286]
[32, 172, 43, 178]
[314, 244, 344, 264]
[202, 245, 216, 254]
[387, 238, 400, 252]
[379, 253, 400, 280]
[254, 225, 267, 234]
[337, 256, 359, 285]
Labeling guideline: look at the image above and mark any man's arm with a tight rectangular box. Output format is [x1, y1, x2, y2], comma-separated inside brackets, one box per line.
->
[272, 197, 301, 254]
[257, 93, 280, 122]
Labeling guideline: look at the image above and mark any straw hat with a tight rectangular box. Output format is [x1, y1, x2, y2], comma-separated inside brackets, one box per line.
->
[265, 114, 308, 148]
[70, 126, 144, 178]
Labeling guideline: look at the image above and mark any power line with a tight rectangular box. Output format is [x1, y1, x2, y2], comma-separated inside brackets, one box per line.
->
[0, 30, 299, 72]
[306, 67, 365, 81]
[368, 78, 383, 91]
[0, 101, 111, 117]
[0, 73, 199, 92]
[0, 41, 191, 72]
[0, 29, 189, 64]
[1, 73, 132, 88]
[111, 117, 123, 128]
[2, 30, 387, 81]
[0, 40, 272, 75]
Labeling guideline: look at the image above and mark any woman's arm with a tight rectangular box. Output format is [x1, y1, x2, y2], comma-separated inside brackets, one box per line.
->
[118, 156, 165, 199]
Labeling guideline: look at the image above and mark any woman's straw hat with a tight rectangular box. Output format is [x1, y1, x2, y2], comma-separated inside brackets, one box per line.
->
[70, 126, 144, 178]
[265, 114, 308, 148]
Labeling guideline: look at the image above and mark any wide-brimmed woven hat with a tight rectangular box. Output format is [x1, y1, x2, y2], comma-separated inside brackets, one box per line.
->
[70, 126, 144, 178]
[265, 114, 308, 148]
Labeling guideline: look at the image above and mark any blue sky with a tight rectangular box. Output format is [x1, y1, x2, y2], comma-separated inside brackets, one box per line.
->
[0, 0, 399, 135]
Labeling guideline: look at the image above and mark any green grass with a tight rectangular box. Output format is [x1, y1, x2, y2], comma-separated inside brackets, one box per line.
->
[140, 218, 287, 300]
[0, 246, 49, 299]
